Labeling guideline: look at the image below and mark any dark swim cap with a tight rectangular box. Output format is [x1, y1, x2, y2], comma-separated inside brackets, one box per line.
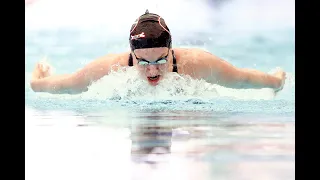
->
[129, 10, 172, 51]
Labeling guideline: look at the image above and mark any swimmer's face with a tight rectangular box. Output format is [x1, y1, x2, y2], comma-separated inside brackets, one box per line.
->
[133, 47, 170, 86]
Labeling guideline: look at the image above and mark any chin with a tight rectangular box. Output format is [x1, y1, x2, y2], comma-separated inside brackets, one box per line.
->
[147, 75, 162, 86]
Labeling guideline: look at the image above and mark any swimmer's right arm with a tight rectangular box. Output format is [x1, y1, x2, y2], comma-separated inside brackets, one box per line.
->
[30, 72, 88, 94]
[30, 55, 122, 94]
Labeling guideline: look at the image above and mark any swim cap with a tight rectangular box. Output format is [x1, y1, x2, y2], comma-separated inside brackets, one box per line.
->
[129, 10, 172, 51]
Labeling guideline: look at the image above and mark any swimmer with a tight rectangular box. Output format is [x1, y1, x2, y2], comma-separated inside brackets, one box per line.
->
[30, 10, 286, 94]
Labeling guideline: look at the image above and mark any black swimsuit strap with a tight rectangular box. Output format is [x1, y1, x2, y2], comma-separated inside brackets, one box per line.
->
[172, 50, 178, 73]
[128, 53, 133, 66]
[128, 50, 178, 73]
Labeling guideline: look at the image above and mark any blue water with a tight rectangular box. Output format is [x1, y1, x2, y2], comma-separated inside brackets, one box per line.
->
[25, 0, 295, 180]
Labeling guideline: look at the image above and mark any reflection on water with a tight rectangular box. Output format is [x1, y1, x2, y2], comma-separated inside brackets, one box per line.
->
[131, 118, 173, 164]
[25, 109, 294, 180]
[128, 111, 294, 180]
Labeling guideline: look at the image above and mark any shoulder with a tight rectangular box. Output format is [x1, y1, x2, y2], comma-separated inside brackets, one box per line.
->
[172, 47, 222, 78]
[75, 51, 131, 80]
[172, 47, 218, 65]
[92, 52, 130, 66]
[173, 48, 214, 59]
[79, 52, 130, 74]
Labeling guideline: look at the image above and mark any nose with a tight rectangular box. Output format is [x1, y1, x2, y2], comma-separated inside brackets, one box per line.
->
[146, 65, 159, 74]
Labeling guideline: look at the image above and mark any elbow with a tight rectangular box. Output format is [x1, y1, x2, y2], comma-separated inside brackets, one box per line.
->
[30, 80, 42, 92]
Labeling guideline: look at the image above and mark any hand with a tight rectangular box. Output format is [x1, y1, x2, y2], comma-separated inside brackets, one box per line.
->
[32, 58, 53, 81]
[273, 69, 286, 93]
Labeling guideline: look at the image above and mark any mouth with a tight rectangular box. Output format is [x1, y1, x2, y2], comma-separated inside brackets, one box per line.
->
[147, 75, 161, 85]
[148, 75, 160, 80]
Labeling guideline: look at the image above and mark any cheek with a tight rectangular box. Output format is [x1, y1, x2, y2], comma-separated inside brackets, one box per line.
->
[158, 64, 168, 72]
[136, 66, 147, 74]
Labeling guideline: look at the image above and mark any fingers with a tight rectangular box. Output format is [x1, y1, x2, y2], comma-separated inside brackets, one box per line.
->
[37, 56, 51, 72]
[272, 69, 286, 95]
[42, 63, 50, 72]
[274, 73, 286, 95]
[37, 62, 47, 72]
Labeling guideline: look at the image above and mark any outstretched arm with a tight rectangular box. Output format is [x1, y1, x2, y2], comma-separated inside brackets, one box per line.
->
[193, 50, 286, 92]
[30, 54, 126, 94]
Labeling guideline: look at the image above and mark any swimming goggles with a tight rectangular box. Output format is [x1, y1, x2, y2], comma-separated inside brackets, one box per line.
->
[133, 49, 169, 66]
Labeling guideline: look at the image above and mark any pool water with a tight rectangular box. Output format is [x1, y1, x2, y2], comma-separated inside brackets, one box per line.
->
[25, 0, 295, 179]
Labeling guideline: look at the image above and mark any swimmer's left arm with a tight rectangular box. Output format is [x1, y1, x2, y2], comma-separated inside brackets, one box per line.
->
[196, 50, 285, 92]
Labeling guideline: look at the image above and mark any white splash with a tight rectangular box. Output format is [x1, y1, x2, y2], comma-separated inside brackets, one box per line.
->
[30, 66, 294, 101]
